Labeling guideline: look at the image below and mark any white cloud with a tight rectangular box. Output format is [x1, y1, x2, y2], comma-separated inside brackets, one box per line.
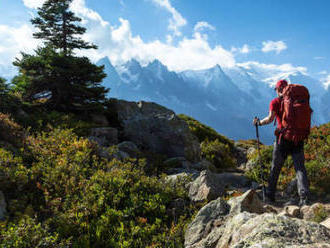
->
[0, 24, 40, 66]
[261, 40, 287, 54]
[231, 44, 250, 54]
[319, 70, 327, 75]
[194, 21, 215, 32]
[23, 0, 109, 27]
[22, 0, 44, 9]
[314, 56, 325, 60]
[321, 74, 330, 89]
[238, 61, 307, 86]
[151, 0, 187, 37]
[70, 0, 109, 27]
[80, 18, 235, 71]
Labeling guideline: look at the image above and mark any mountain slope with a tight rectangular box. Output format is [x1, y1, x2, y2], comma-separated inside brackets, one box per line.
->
[97, 57, 328, 144]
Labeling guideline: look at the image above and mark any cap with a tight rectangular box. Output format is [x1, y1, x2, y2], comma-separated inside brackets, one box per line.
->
[275, 79, 288, 90]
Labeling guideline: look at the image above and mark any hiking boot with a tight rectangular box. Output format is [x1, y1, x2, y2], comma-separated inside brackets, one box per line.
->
[284, 198, 299, 206]
[299, 197, 310, 207]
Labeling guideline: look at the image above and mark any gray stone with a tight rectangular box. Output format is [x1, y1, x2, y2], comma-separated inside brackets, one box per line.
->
[164, 157, 192, 170]
[191, 159, 217, 172]
[216, 212, 330, 248]
[0, 191, 6, 220]
[89, 127, 118, 146]
[285, 178, 298, 197]
[300, 203, 330, 222]
[321, 217, 330, 229]
[188, 170, 251, 202]
[90, 114, 109, 126]
[228, 189, 265, 215]
[117, 141, 140, 158]
[283, 205, 301, 218]
[184, 198, 230, 248]
[111, 99, 201, 162]
[98, 146, 129, 161]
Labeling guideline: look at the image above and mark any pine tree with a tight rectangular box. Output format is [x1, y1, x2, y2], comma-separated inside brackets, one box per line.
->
[32, 0, 96, 55]
[13, 0, 109, 112]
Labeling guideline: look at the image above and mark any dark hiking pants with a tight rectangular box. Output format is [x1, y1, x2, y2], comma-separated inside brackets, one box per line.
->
[267, 137, 309, 199]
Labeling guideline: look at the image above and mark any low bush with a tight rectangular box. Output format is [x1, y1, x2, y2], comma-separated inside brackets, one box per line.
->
[201, 139, 236, 171]
[178, 114, 237, 170]
[0, 128, 197, 247]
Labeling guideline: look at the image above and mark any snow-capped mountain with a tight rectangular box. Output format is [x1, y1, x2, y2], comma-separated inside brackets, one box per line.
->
[97, 57, 329, 144]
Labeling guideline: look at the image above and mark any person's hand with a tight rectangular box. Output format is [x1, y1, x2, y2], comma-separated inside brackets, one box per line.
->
[253, 117, 260, 126]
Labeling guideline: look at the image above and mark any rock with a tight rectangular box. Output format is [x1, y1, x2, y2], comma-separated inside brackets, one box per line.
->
[216, 212, 330, 248]
[184, 198, 230, 248]
[300, 203, 330, 222]
[164, 157, 192, 170]
[0, 191, 6, 220]
[285, 178, 298, 197]
[188, 170, 251, 202]
[166, 172, 198, 190]
[233, 145, 247, 167]
[117, 141, 140, 158]
[98, 146, 130, 161]
[228, 189, 265, 215]
[90, 114, 109, 126]
[191, 159, 217, 172]
[111, 99, 201, 162]
[321, 217, 330, 229]
[89, 127, 118, 146]
[185, 195, 330, 248]
[283, 205, 301, 218]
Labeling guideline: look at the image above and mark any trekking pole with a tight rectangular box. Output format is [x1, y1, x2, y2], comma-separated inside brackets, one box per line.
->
[255, 117, 266, 202]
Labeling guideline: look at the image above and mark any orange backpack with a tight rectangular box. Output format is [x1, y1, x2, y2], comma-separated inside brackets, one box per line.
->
[280, 84, 312, 144]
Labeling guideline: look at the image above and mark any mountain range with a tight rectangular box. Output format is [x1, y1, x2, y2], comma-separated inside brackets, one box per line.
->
[97, 57, 329, 144]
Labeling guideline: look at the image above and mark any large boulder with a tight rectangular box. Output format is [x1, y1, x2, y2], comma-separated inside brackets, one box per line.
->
[89, 127, 118, 147]
[110, 99, 201, 162]
[185, 192, 330, 248]
[321, 217, 330, 229]
[184, 198, 230, 248]
[227, 189, 265, 215]
[188, 170, 251, 202]
[216, 212, 330, 248]
[300, 203, 330, 222]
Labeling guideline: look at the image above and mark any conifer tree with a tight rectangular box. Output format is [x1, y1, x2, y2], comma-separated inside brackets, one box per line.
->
[31, 0, 96, 56]
[13, 0, 108, 112]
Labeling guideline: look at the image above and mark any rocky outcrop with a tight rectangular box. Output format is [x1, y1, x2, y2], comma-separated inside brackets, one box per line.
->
[217, 212, 330, 248]
[188, 170, 251, 202]
[300, 203, 330, 221]
[184, 198, 230, 248]
[117, 141, 140, 158]
[111, 99, 201, 162]
[228, 189, 265, 215]
[321, 217, 330, 229]
[89, 127, 118, 147]
[185, 190, 330, 248]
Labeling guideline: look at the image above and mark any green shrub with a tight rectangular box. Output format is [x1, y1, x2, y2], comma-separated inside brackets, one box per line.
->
[201, 139, 235, 171]
[1, 128, 196, 247]
[0, 216, 71, 248]
[0, 113, 24, 147]
[178, 114, 234, 147]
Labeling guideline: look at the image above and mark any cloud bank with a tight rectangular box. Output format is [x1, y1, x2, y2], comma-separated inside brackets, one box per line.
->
[262, 40, 287, 54]
[0, 0, 308, 79]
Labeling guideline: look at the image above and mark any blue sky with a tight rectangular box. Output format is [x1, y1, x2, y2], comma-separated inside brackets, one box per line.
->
[0, 0, 329, 86]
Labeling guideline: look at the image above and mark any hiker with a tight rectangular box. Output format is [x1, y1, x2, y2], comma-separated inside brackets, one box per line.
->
[253, 79, 310, 206]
